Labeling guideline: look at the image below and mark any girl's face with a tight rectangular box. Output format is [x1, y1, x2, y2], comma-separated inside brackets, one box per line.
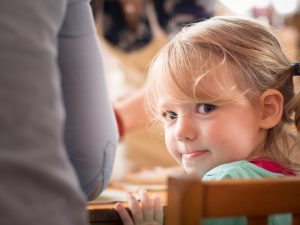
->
[158, 86, 267, 177]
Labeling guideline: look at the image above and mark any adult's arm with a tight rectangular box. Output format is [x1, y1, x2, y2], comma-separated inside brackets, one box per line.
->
[0, 0, 90, 224]
[58, 0, 118, 201]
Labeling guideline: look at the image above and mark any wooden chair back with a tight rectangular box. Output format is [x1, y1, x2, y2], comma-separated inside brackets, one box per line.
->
[166, 174, 300, 225]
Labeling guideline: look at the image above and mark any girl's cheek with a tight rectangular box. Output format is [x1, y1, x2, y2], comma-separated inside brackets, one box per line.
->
[166, 142, 180, 161]
[164, 127, 172, 143]
[164, 127, 181, 159]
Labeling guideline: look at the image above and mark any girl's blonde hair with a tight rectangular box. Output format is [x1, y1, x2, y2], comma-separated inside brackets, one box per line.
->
[145, 16, 300, 171]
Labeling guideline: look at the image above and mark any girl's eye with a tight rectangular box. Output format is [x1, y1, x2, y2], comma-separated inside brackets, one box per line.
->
[197, 104, 216, 114]
[162, 111, 178, 121]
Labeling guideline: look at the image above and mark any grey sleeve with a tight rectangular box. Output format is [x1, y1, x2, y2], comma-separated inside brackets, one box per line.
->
[0, 1, 89, 225]
[58, 0, 118, 200]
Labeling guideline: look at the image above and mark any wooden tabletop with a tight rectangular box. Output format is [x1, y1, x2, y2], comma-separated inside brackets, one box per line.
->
[87, 182, 168, 225]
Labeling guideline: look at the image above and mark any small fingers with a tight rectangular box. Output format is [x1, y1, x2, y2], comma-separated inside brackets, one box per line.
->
[152, 194, 163, 225]
[128, 192, 144, 224]
[139, 189, 154, 222]
[114, 202, 134, 225]
[115, 192, 163, 225]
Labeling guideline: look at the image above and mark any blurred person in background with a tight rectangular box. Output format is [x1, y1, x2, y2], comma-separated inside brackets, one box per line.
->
[285, 10, 300, 60]
[91, 0, 216, 179]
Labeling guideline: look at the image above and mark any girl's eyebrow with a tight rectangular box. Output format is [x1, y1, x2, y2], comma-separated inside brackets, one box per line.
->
[158, 99, 193, 110]
[158, 103, 173, 113]
[158, 100, 173, 109]
[158, 99, 184, 109]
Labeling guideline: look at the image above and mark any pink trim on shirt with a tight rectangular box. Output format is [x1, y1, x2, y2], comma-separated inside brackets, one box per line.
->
[249, 158, 296, 176]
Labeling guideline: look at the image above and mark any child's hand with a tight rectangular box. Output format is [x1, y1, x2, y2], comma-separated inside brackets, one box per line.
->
[114, 189, 163, 225]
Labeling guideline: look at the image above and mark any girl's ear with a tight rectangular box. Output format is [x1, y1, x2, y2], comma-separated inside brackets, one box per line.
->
[259, 89, 283, 129]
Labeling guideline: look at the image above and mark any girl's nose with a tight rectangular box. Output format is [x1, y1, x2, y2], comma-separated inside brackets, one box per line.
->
[175, 115, 197, 142]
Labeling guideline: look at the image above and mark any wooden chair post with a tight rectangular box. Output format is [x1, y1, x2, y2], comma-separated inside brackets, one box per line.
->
[166, 175, 203, 225]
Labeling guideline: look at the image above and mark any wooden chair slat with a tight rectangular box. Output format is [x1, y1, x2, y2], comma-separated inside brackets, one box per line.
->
[166, 175, 300, 225]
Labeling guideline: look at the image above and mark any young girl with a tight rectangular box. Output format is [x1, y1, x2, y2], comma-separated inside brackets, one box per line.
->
[114, 16, 300, 225]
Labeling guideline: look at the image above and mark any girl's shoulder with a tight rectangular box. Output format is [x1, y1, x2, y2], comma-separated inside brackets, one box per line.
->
[202, 160, 284, 180]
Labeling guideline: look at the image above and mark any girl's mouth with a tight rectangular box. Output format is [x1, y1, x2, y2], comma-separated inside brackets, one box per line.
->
[182, 150, 209, 161]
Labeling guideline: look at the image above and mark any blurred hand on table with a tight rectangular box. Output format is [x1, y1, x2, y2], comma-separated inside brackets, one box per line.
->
[114, 189, 163, 225]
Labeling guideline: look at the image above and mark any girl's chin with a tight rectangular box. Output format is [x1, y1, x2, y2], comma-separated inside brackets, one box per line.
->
[183, 166, 208, 177]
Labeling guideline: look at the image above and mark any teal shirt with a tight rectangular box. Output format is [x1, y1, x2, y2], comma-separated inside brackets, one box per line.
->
[201, 161, 290, 225]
